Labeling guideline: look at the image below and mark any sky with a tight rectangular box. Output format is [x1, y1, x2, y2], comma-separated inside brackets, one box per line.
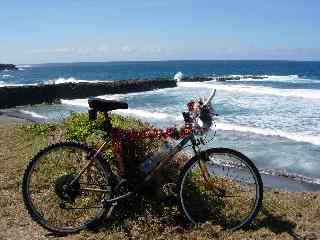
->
[1, 0, 320, 64]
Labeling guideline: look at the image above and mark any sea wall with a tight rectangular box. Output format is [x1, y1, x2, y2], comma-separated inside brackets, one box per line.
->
[0, 79, 176, 109]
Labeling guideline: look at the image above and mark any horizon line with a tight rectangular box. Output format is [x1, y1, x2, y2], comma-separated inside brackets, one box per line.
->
[16, 58, 320, 65]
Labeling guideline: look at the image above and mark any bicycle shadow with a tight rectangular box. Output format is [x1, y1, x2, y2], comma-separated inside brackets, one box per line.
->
[250, 207, 303, 240]
[87, 194, 306, 240]
[94, 194, 188, 234]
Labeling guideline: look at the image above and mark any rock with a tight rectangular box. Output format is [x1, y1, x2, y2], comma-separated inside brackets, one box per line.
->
[180, 76, 211, 82]
[215, 76, 240, 81]
[0, 64, 18, 71]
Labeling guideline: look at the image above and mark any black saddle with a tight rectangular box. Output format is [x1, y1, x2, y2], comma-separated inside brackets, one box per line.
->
[88, 97, 128, 120]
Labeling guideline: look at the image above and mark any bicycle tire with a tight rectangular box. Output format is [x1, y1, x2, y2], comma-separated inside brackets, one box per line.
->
[22, 142, 114, 235]
[177, 148, 263, 231]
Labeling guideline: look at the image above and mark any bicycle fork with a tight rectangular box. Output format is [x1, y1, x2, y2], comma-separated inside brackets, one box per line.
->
[197, 152, 210, 183]
[196, 151, 226, 198]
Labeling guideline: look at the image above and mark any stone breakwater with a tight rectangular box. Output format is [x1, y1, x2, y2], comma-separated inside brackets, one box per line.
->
[0, 79, 176, 109]
[0, 74, 269, 108]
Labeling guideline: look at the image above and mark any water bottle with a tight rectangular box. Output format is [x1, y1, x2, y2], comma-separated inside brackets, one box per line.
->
[140, 142, 173, 174]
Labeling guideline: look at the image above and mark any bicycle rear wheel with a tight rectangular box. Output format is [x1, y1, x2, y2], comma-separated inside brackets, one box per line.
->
[22, 142, 114, 234]
[177, 148, 263, 231]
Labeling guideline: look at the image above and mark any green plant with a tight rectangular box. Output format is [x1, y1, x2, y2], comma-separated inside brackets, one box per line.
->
[64, 112, 106, 142]
[21, 122, 58, 136]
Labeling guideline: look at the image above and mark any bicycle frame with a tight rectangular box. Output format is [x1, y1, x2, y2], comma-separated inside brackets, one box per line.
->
[70, 129, 209, 204]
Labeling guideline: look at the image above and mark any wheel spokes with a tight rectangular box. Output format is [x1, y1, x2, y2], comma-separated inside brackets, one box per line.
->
[26, 145, 110, 230]
[180, 150, 260, 230]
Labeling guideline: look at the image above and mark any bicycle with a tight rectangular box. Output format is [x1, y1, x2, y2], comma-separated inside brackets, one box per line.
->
[22, 89, 263, 234]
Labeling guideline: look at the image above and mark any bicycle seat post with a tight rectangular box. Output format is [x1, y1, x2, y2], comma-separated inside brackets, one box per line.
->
[103, 112, 112, 132]
[88, 97, 128, 134]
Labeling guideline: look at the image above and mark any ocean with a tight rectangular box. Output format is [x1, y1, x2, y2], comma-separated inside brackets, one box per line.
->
[1, 60, 320, 183]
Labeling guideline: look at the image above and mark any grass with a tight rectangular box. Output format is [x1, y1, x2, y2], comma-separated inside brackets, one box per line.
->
[0, 113, 319, 239]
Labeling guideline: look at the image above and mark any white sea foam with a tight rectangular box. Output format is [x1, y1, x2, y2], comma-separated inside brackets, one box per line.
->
[113, 108, 183, 122]
[60, 94, 122, 108]
[62, 88, 168, 103]
[45, 77, 99, 84]
[212, 74, 320, 84]
[115, 109, 169, 119]
[216, 122, 320, 146]
[221, 74, 301, 82]
[17, 65, 32, 71]
[178, 81, 320, 99]
[60, 97, 320, 145]
[61, 99, 89, 108]
[17, 65, 32, 68]
[1, 74, 12, 78]
[102, 88, 167, 99]
[20, 110, 48, 119]
[61, 91, 320, 146]
[0, 77, 105, 86]
[265, 74, 299, 81]
[174, 72, 184, 82]
[61, 98, 179, 120]
[0, 82, 38, 87]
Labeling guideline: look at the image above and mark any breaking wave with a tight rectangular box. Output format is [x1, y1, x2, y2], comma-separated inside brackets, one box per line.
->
[20, 110, 48, 119]
[45, 77, 101, 84]
[226, 74, 301, 82]
[61, 99, 89, 107]
[216, 122, 320, 146]
[178, 81, 320, 100]
[17, 65, 32, 68]
[61, 99, 176, 120]
[60, 98, 320, 146]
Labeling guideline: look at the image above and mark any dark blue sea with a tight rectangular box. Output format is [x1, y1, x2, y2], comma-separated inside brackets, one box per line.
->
[1, 60, 320, 182]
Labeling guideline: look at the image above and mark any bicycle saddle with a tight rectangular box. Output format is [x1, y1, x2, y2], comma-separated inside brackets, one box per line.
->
[88, 97, 128, 112]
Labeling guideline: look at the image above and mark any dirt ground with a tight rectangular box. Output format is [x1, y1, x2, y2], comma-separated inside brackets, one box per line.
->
[0, 120, 319, 240]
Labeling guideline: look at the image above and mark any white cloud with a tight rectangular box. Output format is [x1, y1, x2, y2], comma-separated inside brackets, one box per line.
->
[27, 44, 168, 58]
[95, 45, 110, 54]
[27, 46, 110, 55]
[120, 45, 137, 54]
[143, 46, 163, 54]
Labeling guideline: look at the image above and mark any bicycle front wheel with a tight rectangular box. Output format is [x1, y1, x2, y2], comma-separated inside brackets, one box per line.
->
[22, 142, 114, 234]
[177, 148, 263, 231]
